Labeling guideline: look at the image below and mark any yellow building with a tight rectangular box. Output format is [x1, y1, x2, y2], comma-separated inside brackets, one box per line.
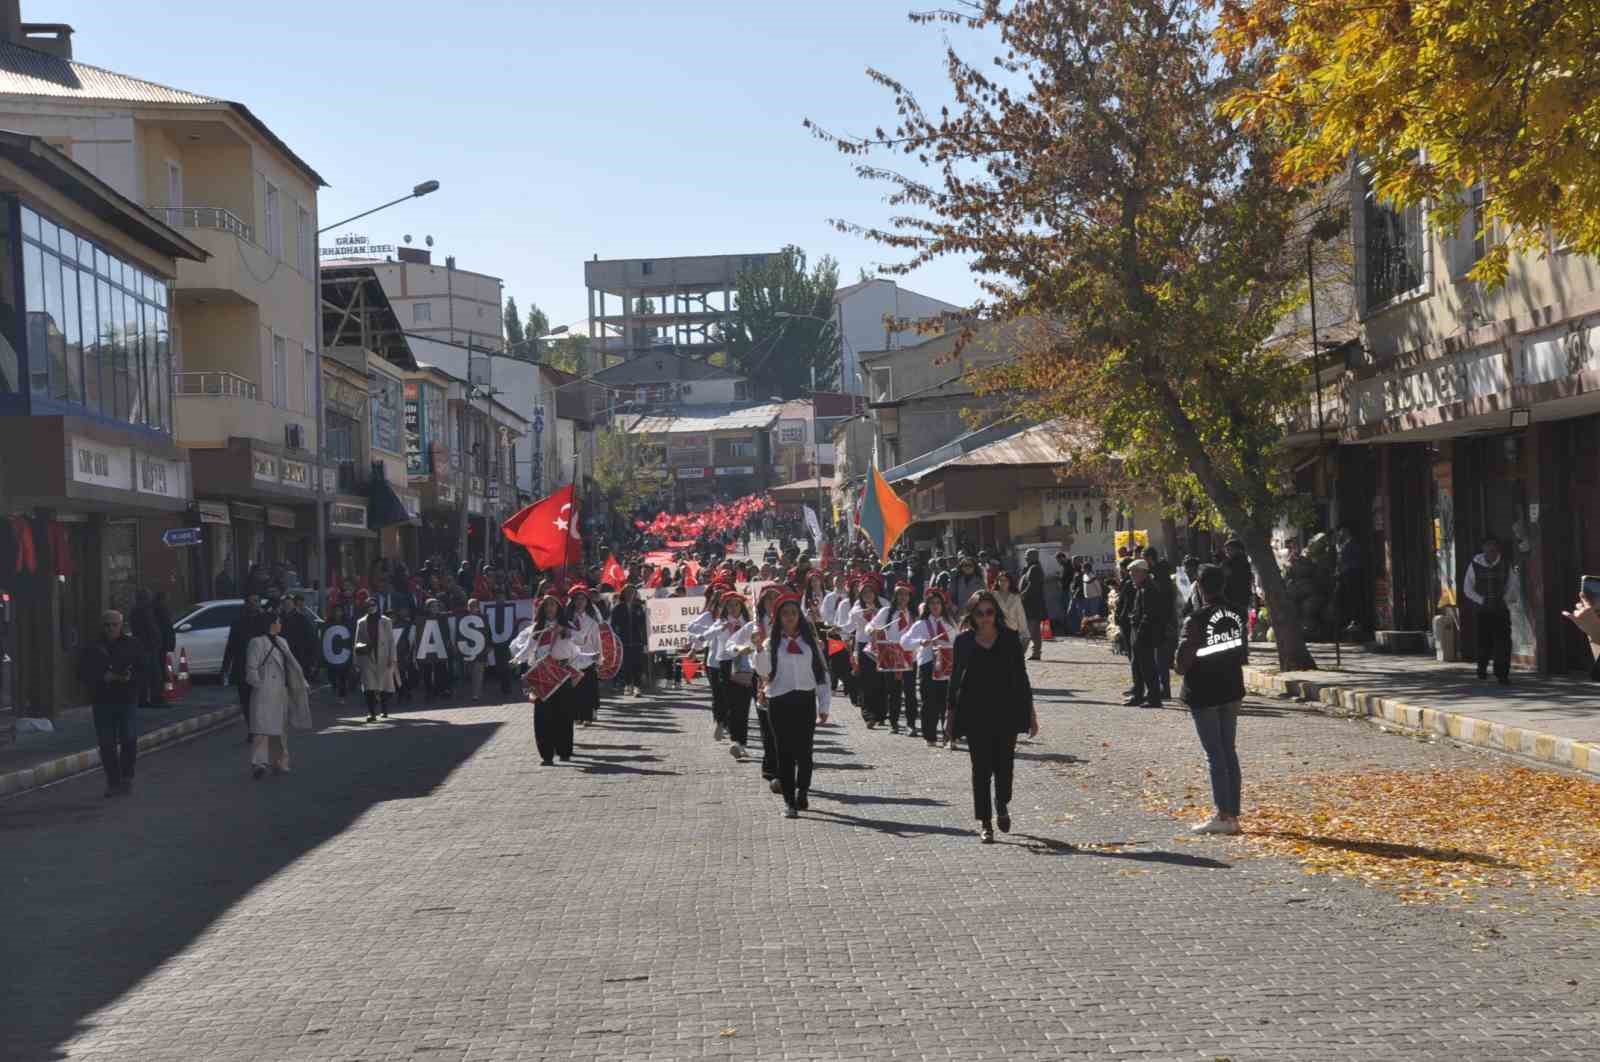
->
[0, 14, 326, 598]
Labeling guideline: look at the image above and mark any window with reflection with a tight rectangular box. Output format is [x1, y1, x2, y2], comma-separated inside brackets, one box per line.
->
[19, 203, 172, 431]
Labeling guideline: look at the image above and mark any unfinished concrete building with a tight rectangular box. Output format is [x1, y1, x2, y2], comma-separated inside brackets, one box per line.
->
[584, 252, 777, 365]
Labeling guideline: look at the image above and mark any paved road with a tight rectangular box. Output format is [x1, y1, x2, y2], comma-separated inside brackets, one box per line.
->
[3, 637, 1596, 1061]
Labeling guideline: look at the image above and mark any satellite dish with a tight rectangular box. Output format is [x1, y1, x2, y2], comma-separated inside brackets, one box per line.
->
[403, 234, 412, 244]
[425, 235, 435, 247]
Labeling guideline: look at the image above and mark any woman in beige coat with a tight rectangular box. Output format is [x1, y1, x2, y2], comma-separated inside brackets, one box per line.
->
[353, 599, 397, 722]
[245, 612, 313, 779]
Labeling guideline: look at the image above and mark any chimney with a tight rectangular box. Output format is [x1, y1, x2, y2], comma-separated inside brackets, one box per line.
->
[0, 1, 20, 45]
[22, 24, 74, 59]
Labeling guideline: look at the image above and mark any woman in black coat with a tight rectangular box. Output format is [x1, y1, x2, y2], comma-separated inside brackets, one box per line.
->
[945, 589, 1040, 844]
[610, 584, 649, 696]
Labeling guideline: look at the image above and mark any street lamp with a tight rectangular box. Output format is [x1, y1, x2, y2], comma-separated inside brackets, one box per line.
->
[773, 310, 838, 542]
[318, 179, 441, 235]
[313, 180, 441, 603]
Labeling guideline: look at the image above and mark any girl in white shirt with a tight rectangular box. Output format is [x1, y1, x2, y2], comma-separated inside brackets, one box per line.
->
[732, 585, 785, 791]
[688, 585, 728, 738]
[868, 582, 919, 734]
[847, 578, 886, 728]
[752, 593, 832, 818]
[708, 592, 755, 758]
[901, 587, 956, 748]
[509, 594, 586, 765]
[831, 578, 859, 706]
[566, 585, 605, 727]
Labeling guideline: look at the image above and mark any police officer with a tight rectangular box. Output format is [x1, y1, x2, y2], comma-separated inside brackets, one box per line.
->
[1175, 564, 1247, 836]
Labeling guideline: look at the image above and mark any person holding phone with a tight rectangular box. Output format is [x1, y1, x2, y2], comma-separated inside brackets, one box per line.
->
[1561, 581, 1600, 681]
[77, 609, 146, 797]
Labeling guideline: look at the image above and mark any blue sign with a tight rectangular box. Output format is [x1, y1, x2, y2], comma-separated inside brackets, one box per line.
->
[163, 527, 203, 548]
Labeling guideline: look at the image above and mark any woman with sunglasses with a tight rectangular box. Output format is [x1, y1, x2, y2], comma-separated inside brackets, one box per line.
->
[901, 587, 956, 748]
[752, 593, 832, 818]
[946, 589, 1039, 843]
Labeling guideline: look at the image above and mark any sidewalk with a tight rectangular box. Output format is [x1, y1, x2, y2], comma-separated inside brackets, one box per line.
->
[0, 682, 242, 798]
[1244, 642, 1600, 778]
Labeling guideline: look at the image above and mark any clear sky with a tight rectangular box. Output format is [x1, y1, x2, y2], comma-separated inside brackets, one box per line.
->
[46, 0, 987, 332]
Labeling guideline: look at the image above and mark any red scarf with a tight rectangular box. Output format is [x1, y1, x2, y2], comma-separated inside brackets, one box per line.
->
[785, 635, 805, 656]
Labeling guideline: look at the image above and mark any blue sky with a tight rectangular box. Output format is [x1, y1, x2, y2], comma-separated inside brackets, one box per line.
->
[47, 0, 987, 331]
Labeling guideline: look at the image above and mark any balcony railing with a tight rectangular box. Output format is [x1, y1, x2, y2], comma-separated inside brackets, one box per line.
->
[174, 370, 258, 401]
[146, 205, 255, 244]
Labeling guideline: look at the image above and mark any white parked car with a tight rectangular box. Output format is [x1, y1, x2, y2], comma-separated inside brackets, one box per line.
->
[172, 599, 321, 678]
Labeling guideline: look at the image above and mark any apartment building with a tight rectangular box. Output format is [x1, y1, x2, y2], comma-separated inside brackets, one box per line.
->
[323, 245, 504, 354]
[0, 15, 327, 598]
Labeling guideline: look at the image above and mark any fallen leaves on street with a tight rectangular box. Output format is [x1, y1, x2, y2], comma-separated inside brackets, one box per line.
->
[1153, 766, 1600, 904]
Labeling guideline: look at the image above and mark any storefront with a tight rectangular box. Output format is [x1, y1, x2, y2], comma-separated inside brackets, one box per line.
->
[188, 439, 319, 597]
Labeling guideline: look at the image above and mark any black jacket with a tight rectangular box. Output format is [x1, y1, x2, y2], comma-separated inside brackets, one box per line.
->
[1130, 575, 1174, 642]
[281, 609, 320, 674]
[221, 612, 265, 684]
[78, 634, 145, 706]
[1176, 602, 1247, 708]
[1019, 563, 1047, 619]
[1222, 555, 1254, 612]
[611, 601, 648, 648]
[948, 627, 1033, 739]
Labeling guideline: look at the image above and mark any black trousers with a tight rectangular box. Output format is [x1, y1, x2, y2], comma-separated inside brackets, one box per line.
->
[881, 666, 907, 727]
[236, 680, 253, 732]
[966, 729, 1018, 822]
[768, 690, 818, 808]
[1130, 632, 1164, 703]
[828, 648, 852, 697]
[573, 667, 599, 722]
[330, 662, 351, 697]
[918, 662, 948, 744]
[363, 689, 389, 716]
[857, 653, 883, 724]
[756, 706, 778, 779]
[534, 685, 575, 762]
[1476, 608, 1511, 680]
[708, 664, 726, 724]
[718, 663, 754, 745]
[901, 670, 919, 723]
[93, 704, 137, 787]
[494, 643, 515, 696]
[422, 658, 451, 697]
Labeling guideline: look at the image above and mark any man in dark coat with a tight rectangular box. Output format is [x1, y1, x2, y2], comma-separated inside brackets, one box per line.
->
[221, 598, 265, 738]
[127, 589, 163, 707]
[1018, 548, 1047, 660]
[280, 592, 321, 684]
[1126, 558, 1174, 709]
[77, 609, 146, 797]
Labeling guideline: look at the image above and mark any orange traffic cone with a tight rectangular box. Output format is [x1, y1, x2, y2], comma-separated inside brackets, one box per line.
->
[177, 648, 192, 696]
[1041, 618, 1054, 641]
[161, 653, 179, 702]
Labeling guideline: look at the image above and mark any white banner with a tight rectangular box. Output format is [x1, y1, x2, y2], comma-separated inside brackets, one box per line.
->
[803, 505, 822, 547]
[647, 596, 706, 653]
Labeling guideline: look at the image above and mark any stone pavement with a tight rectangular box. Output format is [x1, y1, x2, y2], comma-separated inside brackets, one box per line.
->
[2, 637, 1596, 1061]
[1243, 641, 1600, 777]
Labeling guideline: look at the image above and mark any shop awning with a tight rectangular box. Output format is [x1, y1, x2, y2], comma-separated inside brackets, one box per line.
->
[911, 510, 1001, 524]
[368, 473, 411, 530]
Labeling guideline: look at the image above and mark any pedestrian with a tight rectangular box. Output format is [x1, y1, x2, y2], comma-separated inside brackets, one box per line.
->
[867, 581, 918, 734]
[221, 597, 265, 740]
[353, 599, 396, 722]
[949, 555, 985, 617]
[153, 589, 176, 684]
[128, 589, 162, 707]
[566, 585, 605, 726]
[901, 587, 955, 748]
[394, 607, 419, 702]
[244, 610, 312, 780]
[1145, 547, 1179, 700]
[280, 592, 320, 685]
[610, 584, 649, 697]
[512, 594, 586, 765]
[945, 589, 1039, 844]
[829, 577, 859, 705]
[1125, 558, 1172, 708]
[1561, 590, 1600, 682]
[416, 598, 454, 700]
[689, 586, 728, 739]
[848, 576, 887, 728]
[1463, 534, 1513, 685]
[991, 569, 1032, 658]
[77, 609, 145, 797]
[1221, 539, 1254, 619]
[1018, 548, 1047, 660]
[1175, 564, 1247, 835]
[752, 593, 832, 819]
[712, 591, 756, 758]
[464, 598, 489, 700]
[743, 585, 786, 790]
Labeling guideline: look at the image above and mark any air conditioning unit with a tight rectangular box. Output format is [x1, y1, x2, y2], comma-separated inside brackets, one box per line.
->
[285, 423, 304, 450]
[680, 384, 693, 396]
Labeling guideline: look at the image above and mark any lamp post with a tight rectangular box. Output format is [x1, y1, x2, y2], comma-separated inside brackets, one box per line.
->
[313, 180, 440, 600]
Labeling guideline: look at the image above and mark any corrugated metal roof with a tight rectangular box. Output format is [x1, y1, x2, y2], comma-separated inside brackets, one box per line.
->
[621, 402, 785, 435]
[0, 40, 216, 104]
[947, 420, 1083, 468]
[0, 42, 327, 186]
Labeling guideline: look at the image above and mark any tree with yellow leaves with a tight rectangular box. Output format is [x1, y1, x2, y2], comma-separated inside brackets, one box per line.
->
[1218, 0, 1600, 285]
[811, 0, 1331, 669]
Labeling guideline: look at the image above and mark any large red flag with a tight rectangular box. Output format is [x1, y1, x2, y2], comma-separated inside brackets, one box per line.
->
[601, 553, 627, 590]
[502, 484, 581, 568]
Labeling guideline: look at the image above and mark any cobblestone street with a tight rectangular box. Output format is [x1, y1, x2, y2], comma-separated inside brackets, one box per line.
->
[3, 637, 1597, 1061]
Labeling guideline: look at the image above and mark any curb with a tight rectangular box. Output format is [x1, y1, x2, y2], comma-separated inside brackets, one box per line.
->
[0, 705, 240, 799]
[1243, 667, 1600, 779]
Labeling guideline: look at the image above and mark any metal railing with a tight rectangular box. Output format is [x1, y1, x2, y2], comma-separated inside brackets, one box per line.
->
[173, 370, 258, 401]
[146, 205, 255, 243]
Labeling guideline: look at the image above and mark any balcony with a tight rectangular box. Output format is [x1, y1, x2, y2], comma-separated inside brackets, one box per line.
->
[146, 205, 255, 244]
[173, 371, 316, 450]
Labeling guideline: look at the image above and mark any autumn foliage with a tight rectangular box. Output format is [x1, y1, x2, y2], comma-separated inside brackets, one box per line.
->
[1218, 0, 1600, 285]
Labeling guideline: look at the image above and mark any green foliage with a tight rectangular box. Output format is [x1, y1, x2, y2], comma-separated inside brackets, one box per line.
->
[592, 427, 664, 513]
[724, 245, 841, 399]
[503, 297, 524, 349]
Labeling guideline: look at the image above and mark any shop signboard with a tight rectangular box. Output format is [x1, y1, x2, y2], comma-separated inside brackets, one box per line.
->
[331, 503, 368, 530]
[266, 506, 296, 529]
[136, 454, 185, 499]
[69, 435, 129, 490]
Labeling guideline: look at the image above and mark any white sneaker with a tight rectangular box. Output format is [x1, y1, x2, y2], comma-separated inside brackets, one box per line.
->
[713, 724, 725, 742]
[729, 743, 746, 759]
[1190, 816, 1240, 835]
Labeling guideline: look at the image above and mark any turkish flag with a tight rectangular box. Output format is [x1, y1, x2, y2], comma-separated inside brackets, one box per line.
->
[684, 559, 701, 588]
[502, 484, 581, 568]
[601, 553, 627, 590]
